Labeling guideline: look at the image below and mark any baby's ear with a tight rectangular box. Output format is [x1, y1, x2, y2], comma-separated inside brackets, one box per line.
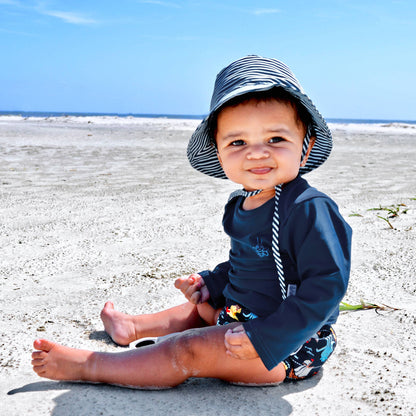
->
[216, 151, 223, 167]
[300, 136, 316, 167]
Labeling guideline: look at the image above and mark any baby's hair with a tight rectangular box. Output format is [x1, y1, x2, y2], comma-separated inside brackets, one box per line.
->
[207, 87, 312, 148]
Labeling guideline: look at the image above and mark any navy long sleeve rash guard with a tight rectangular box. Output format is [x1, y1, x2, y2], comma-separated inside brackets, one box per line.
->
[199, 176, 352, 371]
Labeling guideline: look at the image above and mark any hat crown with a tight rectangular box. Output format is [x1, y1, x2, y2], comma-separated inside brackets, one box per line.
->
[210, 55, 304, 112]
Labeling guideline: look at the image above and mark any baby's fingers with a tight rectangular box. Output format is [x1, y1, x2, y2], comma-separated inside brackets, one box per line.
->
[224, 336, 245, 359]
[175, 274, 203, 303]
[189, 291, 202, 304]
[174, 275, 196, 292]
[225, 347, 243, 360]
[174, 276, 188, 290]
[224, 326, 245, 344]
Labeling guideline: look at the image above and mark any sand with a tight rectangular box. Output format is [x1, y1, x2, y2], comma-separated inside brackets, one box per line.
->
[1, 116, 415, 415]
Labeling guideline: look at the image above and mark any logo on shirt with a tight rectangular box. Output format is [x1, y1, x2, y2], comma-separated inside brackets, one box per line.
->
[252, 237, 270, 258]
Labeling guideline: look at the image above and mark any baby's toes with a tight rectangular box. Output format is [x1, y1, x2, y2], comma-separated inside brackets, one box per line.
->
[31, 350, 46, 360]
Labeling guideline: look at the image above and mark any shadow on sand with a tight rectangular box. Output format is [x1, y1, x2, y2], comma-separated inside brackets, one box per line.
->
[8, 372, 322, 416]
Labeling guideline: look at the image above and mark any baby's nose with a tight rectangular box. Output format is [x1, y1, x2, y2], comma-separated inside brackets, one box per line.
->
[246, 144, 270, 159]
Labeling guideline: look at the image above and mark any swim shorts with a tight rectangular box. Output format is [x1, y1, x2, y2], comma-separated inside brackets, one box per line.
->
[217, 302, 259, 325]
[282, 325, 337, 380]
[217, 302, 337, 381]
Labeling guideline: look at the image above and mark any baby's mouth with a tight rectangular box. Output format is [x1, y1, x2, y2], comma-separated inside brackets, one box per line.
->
[248, 167, 273, 175]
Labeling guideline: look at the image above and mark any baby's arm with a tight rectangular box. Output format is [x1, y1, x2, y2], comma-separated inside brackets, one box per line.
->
[224, 325, 259, 360]
[174, 273, 210, 304]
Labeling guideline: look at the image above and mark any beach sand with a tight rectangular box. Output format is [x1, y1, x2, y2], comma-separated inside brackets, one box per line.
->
[1, 116, 415, 415]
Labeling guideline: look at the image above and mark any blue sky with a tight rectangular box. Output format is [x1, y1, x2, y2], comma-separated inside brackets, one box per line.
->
[1, 0, 415, 120]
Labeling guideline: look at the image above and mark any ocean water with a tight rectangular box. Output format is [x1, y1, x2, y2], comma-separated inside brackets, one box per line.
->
[327, 118, 416, 125]
[0, 111, 203, 120]
[0, 110, 415, 125]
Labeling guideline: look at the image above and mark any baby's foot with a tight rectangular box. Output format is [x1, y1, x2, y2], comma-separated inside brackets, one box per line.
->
[31, 339, 93, 381]
[100, 301, 137, 346]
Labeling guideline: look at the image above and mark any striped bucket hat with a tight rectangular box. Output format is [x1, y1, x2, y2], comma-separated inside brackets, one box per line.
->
[187, 55, 333, 301]
[187, 55, 332, 179]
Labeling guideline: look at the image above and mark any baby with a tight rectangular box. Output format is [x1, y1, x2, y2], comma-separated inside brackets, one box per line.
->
[32, 55, 351, 387]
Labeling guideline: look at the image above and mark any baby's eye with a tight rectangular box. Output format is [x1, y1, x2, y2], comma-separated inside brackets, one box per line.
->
[269, 137, 285, 144]
[230, 139, 246, 146]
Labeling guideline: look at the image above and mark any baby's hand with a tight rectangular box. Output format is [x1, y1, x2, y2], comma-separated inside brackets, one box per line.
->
[224, 325, 259, 360]
[174, 273, 210, 304]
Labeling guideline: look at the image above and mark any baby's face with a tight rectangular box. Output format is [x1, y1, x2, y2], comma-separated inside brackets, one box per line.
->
[215, 98, 306, 191]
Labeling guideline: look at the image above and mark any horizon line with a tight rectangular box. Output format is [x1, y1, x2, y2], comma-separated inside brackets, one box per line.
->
[0, 110, 415, 124]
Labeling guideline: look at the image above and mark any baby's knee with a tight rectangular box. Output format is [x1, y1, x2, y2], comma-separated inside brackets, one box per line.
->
[170, 330, 207, 376]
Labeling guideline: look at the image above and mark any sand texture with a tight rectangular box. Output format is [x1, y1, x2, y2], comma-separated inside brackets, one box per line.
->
[1, 116, 415, 415]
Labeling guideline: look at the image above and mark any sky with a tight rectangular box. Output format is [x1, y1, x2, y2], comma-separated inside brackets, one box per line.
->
[1, 0, 415, 120]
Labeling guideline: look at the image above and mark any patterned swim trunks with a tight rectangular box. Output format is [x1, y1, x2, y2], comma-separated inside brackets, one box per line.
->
[217, 302, 337, 381]
[282, 325, 337, 380]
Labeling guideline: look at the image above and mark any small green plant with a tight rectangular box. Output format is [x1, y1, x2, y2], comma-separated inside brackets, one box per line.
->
[368, 203, 408, 229]
[340, 300, 399, 313]
[377, 215, 394, 229]
[348, 212, 363, 217]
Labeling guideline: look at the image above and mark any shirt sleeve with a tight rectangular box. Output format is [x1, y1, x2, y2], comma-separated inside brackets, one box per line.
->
[198, 261, 230, 309]
[243, 197, 352, 371]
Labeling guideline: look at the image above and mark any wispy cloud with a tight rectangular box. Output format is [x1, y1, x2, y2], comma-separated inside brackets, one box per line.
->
[252, 8, 280, 15]
[39, 9, 98, 25]
[0, 0, 99, 25]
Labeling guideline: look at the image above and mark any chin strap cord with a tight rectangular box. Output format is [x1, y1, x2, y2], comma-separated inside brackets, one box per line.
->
[272, 184, 286, 300]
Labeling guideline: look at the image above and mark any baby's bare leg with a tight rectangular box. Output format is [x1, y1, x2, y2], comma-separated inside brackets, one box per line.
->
[100, 301, 209, 346]
[32, 325, 285, 388]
